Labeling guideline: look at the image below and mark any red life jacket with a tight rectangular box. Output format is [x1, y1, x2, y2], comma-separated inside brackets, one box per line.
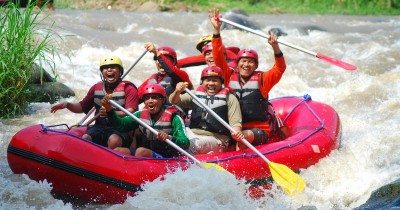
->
[139, 106, 179, 155]
[229, 71, 270, 122]
[229, 72, 279, 136]
[93, 81, 136, 126]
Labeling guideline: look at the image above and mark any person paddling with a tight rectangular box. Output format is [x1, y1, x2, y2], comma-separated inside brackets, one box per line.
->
[209, 8, 287, 150]
[102, 84, 189, 158]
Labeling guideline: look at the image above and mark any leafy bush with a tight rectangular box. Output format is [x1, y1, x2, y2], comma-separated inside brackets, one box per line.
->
[0, 0, 59, 118]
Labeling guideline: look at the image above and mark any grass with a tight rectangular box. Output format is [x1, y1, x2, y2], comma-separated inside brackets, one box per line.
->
[55, 0, 400, 15]
[0, 0, 60, 118]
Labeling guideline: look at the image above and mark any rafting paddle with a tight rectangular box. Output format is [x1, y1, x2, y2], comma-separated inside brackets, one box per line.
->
[183, 86, 305, 195]
[78, 50, 148, 126]
[108, 100, 231, 174]
[217, 17, 357, 71]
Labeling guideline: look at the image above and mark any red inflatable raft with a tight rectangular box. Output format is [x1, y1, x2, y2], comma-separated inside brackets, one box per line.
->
[7, 95, 341, 204]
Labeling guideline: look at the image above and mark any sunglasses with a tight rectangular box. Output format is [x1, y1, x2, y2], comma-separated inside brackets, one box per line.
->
[142, 94, 163, 101]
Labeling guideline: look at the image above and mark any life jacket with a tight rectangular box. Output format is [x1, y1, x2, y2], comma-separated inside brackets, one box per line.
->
[229, 71, 279, 136]
[93, 81, 136, 126]
[139, 106, 178, 154]
[148, 73, 174, 104]
[189, 86, 230, 136]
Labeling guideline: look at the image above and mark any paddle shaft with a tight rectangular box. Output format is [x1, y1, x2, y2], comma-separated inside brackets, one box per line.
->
[78, 107, 95, 125]
[78, 50, 148, 125]
[109, 100, 201, 165]
[122, 50, 148, 79]
[219, 18, 316, 56]
[184, 88, 271, 164]
[218, 17, 356, 70]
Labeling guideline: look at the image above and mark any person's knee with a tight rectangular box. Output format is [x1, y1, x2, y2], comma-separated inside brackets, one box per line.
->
[135, 147, 152, 157]
[241, 128, 268, 146]
[108, 134, 122, 149]
[191, 137, 226, 154]
[114, 147, 131, 155]
[243, 130, 254, 142]
[82, 134, 92, 141]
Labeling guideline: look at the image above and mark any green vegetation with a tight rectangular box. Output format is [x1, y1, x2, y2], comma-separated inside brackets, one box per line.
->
[0, 0, 59, 118]
[164, 0, 400, 15]
[57, 0, 400, 15]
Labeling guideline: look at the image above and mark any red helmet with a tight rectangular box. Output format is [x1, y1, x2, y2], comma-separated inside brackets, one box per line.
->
[200, 66, 224, 83]
[237, 49, 259, 67]
[142, 84, 166, 98]
[158, 46, 177, 65]
[202, 43, 213, 55]
[202, 43, 226, 55]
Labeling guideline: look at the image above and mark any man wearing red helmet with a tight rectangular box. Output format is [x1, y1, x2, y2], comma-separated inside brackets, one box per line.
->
[101, 84, 189, 158]
[202, 42, 222, 67]
[169, 66, 244, 154]
[138, 42, 193, 104]
[202, 42, 238, 70]
[209, 8, 286, 150]
[51, 55, 139, 149]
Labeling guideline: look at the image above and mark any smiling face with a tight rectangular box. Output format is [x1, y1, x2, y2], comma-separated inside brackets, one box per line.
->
[204, 50, 215, 67]
[237, 57, 257, 79]
[202, 76, 222, 96]
[143, 93, 165, 115]
[101, 64, 122, 84]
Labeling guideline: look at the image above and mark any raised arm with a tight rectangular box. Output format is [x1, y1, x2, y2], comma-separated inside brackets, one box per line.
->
[259, 32, 287, 98]
[209, 8, 233, 87]
[157, 54, 194, 90]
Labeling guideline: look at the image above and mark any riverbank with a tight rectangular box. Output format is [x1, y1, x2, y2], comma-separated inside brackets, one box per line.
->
[56, 0, 400, 15]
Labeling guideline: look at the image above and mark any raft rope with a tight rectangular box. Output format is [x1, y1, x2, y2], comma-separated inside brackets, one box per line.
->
[205, 94, 326, 163]
[39, 124, 192, 163]
[38, 94, 325, 164]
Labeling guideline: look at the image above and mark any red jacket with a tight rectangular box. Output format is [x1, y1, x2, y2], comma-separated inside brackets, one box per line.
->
[212, 36, 286, 98]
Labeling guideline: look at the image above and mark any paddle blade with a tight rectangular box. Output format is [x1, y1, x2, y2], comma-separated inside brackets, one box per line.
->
[269, 161, 305, 195]
[199, 162, 232, 174]
[316, 53, 357, 70]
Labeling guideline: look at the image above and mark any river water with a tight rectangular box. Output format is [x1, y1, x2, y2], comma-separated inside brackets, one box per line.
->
[1, 9, 399, 210]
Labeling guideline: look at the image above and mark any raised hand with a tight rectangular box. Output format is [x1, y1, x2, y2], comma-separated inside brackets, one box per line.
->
[209, 8, 222, 35]
[144, 42, 158, 56]
[267, 31, 282, 54]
